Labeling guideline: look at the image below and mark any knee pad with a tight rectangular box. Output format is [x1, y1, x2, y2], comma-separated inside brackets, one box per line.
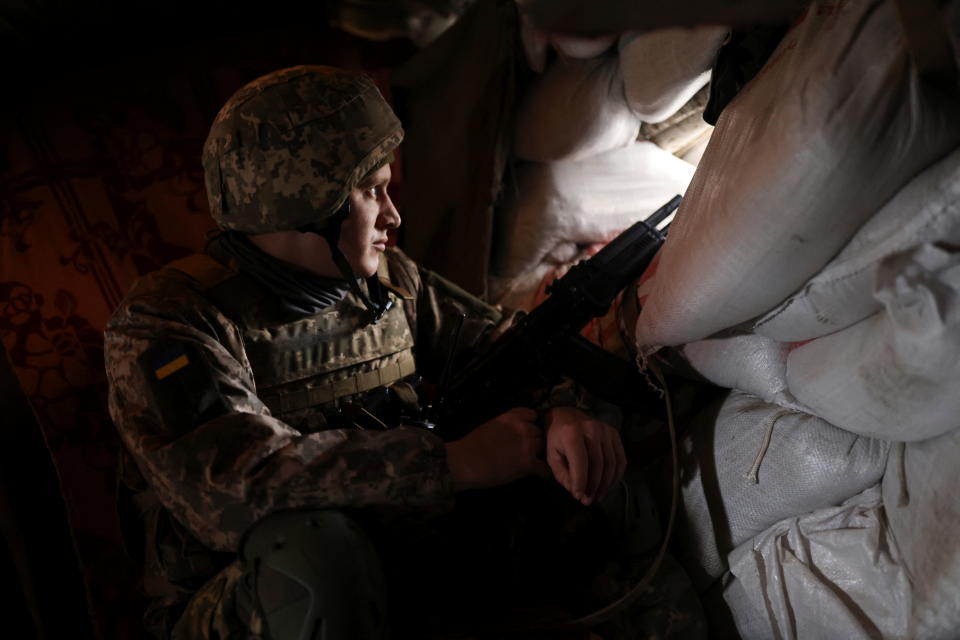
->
[241, 510, 387, 640]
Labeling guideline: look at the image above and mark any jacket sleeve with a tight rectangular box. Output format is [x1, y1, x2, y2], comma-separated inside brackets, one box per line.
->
[385, 247, 505, 382]
[105, 277, 455, 554]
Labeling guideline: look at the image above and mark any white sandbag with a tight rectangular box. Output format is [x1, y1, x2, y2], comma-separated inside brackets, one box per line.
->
[549, 33, 617, 59]
[618, 26, 726, 123]
[514, 54, 641, 162]
[515, 1, 617, 68]
[635, 0, 960, 352]
[678, 127, 711, 165]
[674, 390, 889, 586]
[786, 243, 960, 441]
[755, 145, 960, 342]
[679, 333, 792, 407]
[726, 485, 911, 640]
[883, 432, 960, 639]
[493, 141, 695, 278]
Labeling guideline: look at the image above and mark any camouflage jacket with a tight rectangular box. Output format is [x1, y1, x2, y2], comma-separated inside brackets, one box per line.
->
[105, 247, 501, 632]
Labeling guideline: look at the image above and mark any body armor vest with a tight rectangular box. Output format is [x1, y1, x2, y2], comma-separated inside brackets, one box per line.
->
[165, 253, 417, 426]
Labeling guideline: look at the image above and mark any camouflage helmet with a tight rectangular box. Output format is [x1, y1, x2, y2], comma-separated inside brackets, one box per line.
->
[202, 65, 403, 233]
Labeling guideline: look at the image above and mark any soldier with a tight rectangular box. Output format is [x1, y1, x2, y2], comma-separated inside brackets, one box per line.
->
[103, 65, 643, 640]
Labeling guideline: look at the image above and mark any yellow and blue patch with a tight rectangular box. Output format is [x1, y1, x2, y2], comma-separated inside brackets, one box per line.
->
[138, 340, 228, 428]
[152, 344, 190, 380]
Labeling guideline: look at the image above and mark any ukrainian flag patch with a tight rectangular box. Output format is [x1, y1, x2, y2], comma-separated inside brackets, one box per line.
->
[152, 344, 190, 380]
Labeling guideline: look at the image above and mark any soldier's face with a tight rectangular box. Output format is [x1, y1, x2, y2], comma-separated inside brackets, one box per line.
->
[341, 163, 400, 278]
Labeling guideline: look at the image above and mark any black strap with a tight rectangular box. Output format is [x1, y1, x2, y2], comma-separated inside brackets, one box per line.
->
[894, 0, 958, 92]
[300, 205, 393, 324]
[703, 24, 790, 126]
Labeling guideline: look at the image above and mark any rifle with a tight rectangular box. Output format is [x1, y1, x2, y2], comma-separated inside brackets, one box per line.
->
[430, 195, 681, 441]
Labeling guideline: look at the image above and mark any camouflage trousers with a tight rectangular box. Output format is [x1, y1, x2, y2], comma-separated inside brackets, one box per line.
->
[171, 560, 258, 640]
[170, 477, 705, 640]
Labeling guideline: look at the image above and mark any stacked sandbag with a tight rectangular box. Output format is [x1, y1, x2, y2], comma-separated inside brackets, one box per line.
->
[721, 486, 911, 640]
[513, 53, 640, 163]
[616, 2, 960, 637]
[883, 433, 960, 639]
[675, 144, 960, 425]
[638, 85, 713, 164]
[744, 146, 960, 442]
[496, 19, 721, 310]
[754, 145, 960, 343]
[784, 241, 960, 442]
[672, 390, 889, 587]
[619, 26, 725, 124]
[491, 141, 695, 280]
[667, 132, 960, 640]
[516, 18, 618, 74]
[635, 0, 960, 352]
[547, 33, 617, 61]
[679, 333, 792, 408]
[514, 24, 722, 163]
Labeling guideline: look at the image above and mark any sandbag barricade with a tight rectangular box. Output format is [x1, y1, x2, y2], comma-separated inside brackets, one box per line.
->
[723, 486, 911, 640]
[498, 19, 717, 318]
[672, 391, 889, 587]
[513, 10, 722, 163]
[669, 144, 960, 440]
[785, 241, 960, 442]
[619, 26, 726, 123]
[513, 53, 640, 163]
[635, 0, 960, 351]
[883, 431, 960, 639]
[755, 145, 960, 342]
[679, 334, 792, 408]
[492, 141, 695, 281]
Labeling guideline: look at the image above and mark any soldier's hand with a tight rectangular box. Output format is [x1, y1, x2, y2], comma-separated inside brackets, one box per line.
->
[543, 406, 627, 506]
[445, 407, 551, 492]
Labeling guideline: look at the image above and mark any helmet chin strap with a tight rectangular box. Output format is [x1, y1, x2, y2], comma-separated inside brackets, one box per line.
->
[299, 204, 393, 324]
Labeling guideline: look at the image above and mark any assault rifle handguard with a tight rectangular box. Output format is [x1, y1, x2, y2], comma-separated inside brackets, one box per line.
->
[431, 195, 681, 441]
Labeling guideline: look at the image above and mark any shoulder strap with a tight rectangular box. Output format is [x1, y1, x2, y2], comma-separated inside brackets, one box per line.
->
[164, 253, 267, 322]
[378, 251, 415, 301]
[164, 253, 238, 291]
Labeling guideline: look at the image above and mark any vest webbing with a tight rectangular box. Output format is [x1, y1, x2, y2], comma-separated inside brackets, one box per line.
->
[165, 252, 417, 412]
[258, 348, 416, 414]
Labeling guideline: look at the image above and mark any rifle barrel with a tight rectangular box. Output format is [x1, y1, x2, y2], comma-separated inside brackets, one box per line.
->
[644, 194, 682, 230]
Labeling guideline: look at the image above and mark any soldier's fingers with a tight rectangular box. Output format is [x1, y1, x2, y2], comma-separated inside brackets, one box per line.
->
[562, 434, 589, 502]
[518, 423, 544, 461]
[547, 446, 570, 492]
[534, 427, 546, 457]
[597, 433, 618, 501]
[613, 431, 628, 488]
[584, 435, 604, 505]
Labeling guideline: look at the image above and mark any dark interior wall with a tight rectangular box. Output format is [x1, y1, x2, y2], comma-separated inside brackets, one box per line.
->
[1, 2, 333, 75]
[1, 9, 415, 637]
[0, 339, 96, 640]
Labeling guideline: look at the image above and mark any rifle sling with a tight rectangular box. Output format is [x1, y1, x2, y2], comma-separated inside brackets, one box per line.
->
[545, 334, 663, 415]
